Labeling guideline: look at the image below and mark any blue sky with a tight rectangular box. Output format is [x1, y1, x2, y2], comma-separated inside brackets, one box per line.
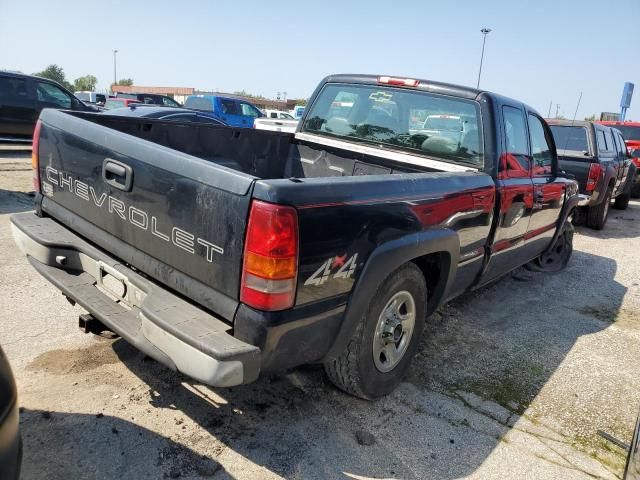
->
[1, 0, 638, 119]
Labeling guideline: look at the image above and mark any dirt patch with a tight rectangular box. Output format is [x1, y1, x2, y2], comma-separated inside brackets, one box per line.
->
[27, 339, 136, 375]
[577, 305, 634, 324]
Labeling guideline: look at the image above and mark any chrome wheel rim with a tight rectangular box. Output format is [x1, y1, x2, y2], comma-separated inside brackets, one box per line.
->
[373, 290, 416, 373]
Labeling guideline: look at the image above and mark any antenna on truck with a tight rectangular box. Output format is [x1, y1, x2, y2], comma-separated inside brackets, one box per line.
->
[562, 92, 583, 153]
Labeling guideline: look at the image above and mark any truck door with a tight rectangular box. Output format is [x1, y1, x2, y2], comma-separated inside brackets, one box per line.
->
[605, 128, 623, 195]
[0, 75, 37, 138]
[526, 113, 564, 253]
[218, 98, 244, 127]
[481, 105, 534, 283]
[613, 130, 630, 193]
[238, 102, 262, 128]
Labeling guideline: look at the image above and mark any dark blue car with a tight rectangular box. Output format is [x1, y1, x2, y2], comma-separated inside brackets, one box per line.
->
[101, 105, 227, 126]
[184, 94, 263, 128]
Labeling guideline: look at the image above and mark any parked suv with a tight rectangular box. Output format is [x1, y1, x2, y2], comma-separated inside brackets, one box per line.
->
[0, 71, 98, 142]
[184, 94, 263, 128]
[115, 92, 181, 107]
[548, 119, 635, 229]
[598, 121, 640, 198]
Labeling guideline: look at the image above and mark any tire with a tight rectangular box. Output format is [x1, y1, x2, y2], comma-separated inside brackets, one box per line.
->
[587, 187, 612, 230]
[324, 263, 427, 400]
[614, 192, 630, 210]
[525, 223, 574, 273]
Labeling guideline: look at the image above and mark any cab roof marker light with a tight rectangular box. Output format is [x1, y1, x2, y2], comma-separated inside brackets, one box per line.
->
[378, 76, 419, 87]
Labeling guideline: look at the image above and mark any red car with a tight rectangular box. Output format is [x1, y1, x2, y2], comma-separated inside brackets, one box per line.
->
[104, 98, 142, 110]
[598, 121, 640, 197]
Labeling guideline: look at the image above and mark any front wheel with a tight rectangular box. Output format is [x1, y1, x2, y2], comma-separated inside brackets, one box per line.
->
[614, 192, 630, 210]
[324, 263, 427, 399]
[525, 223, 574, 273]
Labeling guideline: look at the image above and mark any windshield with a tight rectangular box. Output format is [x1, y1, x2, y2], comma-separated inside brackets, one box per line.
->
[549, 125, 589, 153]
[302, 84, 483, 168]
[611, 125, 640, 141]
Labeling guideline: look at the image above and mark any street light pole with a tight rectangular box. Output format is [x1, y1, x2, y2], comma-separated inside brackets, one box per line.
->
[113, 49, 118, 87]
[476, 28, 491, 89]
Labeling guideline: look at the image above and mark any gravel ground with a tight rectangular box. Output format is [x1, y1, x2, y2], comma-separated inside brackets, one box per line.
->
[1, 150, 639, 479]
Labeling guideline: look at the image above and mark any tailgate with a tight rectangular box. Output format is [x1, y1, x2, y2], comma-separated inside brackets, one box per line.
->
[558, 154, 592, 193]
[35, 109, 255, 319]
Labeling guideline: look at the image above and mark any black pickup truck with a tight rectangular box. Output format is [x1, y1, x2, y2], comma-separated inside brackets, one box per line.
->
[548, 119, 635, 229]
[11, 74, 579, 399]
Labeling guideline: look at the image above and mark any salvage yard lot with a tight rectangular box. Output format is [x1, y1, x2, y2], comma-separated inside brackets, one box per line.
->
[1, 150, 639, 479]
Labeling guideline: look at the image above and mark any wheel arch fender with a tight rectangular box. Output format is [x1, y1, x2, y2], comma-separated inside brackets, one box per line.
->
[323, 228, 459, 362]
[621, 162, 637, 195]
[545, 187, 581, 255]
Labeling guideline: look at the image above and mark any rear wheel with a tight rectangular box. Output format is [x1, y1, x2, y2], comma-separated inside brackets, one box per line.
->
[587, 187, 612, 230]
[614, 192, 630, 210]
[324, 263, 426, 399]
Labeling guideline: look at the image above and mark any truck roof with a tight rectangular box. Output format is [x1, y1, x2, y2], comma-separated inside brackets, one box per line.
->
[545, 119, 593, 128]
[318, 74, 540, 116]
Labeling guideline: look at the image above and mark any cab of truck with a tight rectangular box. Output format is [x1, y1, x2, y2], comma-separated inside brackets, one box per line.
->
[184, 94, 263, 128]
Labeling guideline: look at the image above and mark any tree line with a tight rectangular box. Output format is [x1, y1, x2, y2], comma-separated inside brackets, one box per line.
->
[33, 64, 133, 92]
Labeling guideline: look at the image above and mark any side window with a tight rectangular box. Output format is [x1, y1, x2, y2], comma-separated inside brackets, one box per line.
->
[270, 112, 277, 118]
[528, 114, 553, 176]
[618, 133, 628, 158]
[605, 130, 615, 154]
[596, 130, 607, 152]
[162, 97, 179, 107]
[36, 82, 71, 108]
[501, 106, 530, 177]
[220, 99, 240, 115]
[240, 103, 260, 117]
[0, 77, 28, 104]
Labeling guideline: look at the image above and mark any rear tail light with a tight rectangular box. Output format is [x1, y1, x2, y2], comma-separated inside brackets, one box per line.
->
[586, 163, 603, 192]
[378, 76, 419, 87]
[32, 120, 42, 192]
[241, 200, 298, 311]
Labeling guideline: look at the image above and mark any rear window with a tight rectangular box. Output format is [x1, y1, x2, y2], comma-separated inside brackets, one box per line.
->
[611, 125, 640, 141]
[302, 83, 483, 168]
[0, 77, 27, 101]
[185, 97, 213, 111]
[549, 125, 589, 153]
[105, 99, 125, 109]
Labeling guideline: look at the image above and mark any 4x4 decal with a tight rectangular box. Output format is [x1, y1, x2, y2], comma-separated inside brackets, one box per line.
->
[304, 254, 358, 286]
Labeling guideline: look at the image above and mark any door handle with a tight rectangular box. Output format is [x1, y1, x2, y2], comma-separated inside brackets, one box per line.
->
[102, 158, 133, 191]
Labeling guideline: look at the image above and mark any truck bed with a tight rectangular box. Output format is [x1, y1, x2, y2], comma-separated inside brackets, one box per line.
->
[80, 111, 461, 179]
